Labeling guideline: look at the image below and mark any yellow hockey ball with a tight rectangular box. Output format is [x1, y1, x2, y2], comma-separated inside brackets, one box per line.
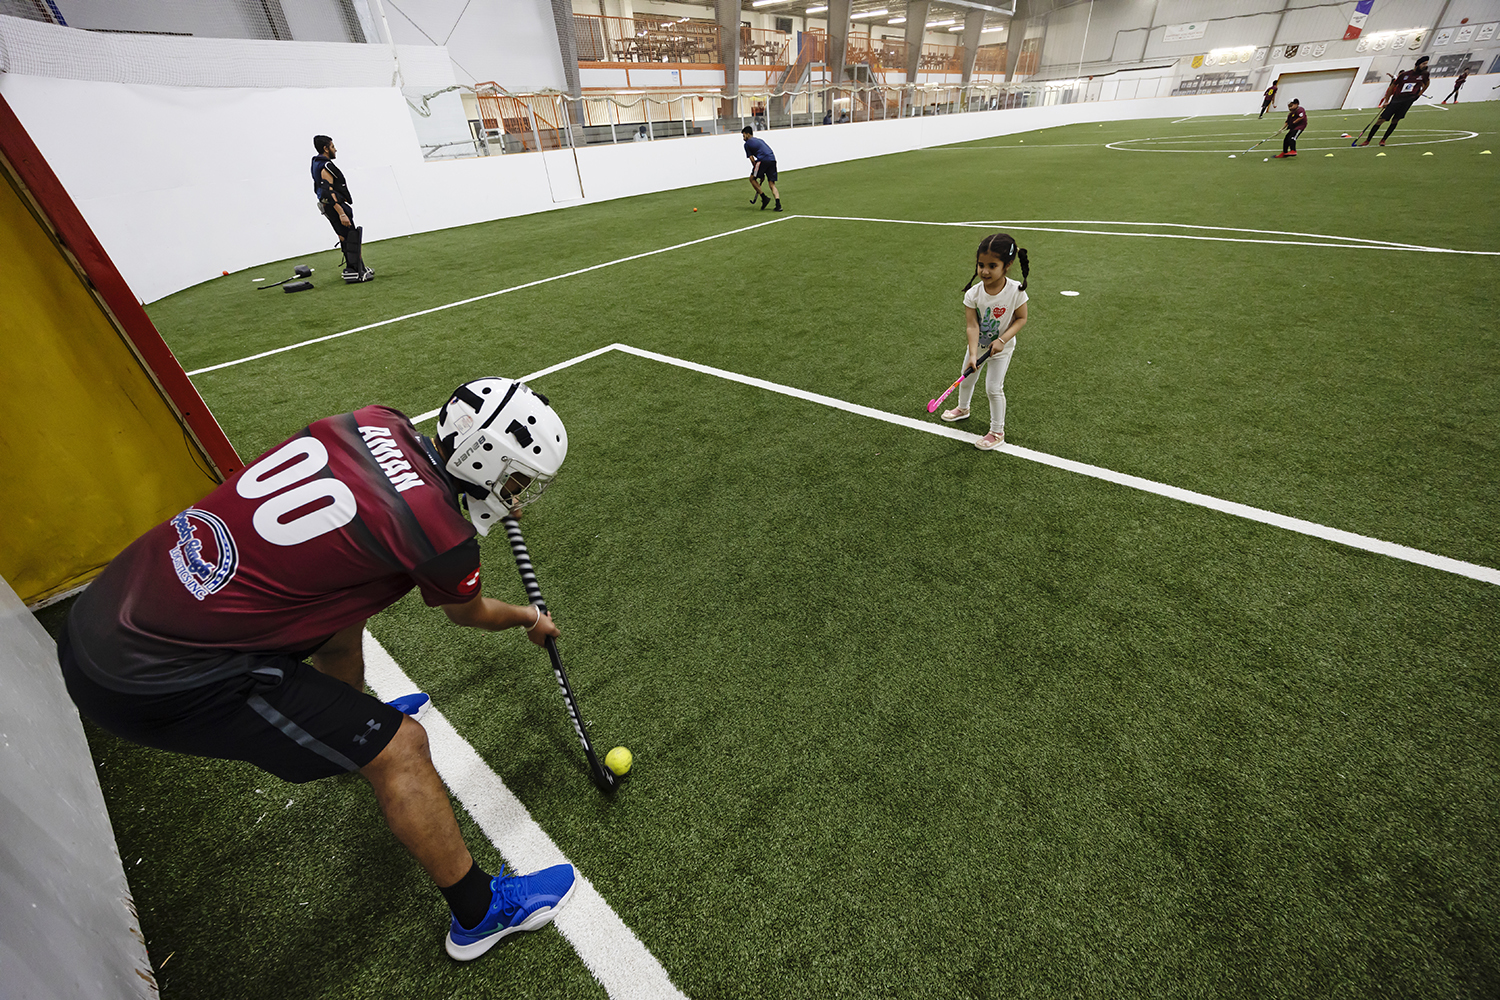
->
[605, 746, 633, 776]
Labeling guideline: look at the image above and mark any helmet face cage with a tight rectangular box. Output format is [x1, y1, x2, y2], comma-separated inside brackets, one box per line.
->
[437, 378, 567, 535]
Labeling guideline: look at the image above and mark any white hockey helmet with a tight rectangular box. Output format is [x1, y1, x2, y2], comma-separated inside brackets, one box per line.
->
[435, 377, 567, 534]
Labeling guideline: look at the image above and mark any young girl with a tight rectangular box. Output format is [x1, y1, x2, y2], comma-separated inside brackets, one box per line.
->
[941, 233, 1030, 449]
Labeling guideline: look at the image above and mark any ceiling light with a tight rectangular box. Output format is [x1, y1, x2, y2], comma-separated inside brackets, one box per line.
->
[851, 8, 888, 18]
[888, 16, 906, 23]
[752, 1, 781, 6]
[806, 4, 828, 11]
[926, 18, 956, 27]
[981, 25, 1004, 33]
[948, 25, 965, 31]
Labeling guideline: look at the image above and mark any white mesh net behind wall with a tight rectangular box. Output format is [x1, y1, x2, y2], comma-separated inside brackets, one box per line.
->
[0, 0, 375, 44]
[0, 14, 455, 88]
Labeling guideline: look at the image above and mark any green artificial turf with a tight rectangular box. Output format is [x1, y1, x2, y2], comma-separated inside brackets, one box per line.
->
[47, 105, 1500, 999]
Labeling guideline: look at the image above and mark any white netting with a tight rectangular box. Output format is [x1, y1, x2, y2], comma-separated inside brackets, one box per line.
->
[0, 14, 455, 88]
[0, 0, 374, 44]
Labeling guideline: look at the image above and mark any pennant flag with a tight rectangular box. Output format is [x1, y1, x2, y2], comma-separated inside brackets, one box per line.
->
[1343, 0, 1374, 40]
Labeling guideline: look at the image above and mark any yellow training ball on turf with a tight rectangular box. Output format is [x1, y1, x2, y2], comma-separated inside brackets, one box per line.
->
[605, 746, 633, 776]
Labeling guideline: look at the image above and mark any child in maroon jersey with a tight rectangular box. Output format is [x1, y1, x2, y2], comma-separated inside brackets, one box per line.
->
[59, 379, 580, 962]
[1274, 99, 1308, 157]
[1258, 80, 1278, 118]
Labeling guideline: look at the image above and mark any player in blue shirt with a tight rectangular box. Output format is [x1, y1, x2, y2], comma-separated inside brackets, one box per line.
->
[742, 126, 782, 212]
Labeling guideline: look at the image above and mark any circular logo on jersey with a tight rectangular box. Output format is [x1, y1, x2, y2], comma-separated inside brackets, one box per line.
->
[168, 508, 239, 600]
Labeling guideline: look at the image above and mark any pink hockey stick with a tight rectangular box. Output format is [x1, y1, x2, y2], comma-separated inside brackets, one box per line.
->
[926, 350, 991, 414]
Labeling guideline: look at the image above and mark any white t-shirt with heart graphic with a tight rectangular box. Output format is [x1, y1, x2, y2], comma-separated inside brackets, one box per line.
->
[963, 277, 1028, 350]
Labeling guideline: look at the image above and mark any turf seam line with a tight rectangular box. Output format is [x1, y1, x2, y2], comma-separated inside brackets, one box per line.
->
[361, 631, 691, 1000]
[185, 216, 793, 377]
[601, 342, 1500, 587]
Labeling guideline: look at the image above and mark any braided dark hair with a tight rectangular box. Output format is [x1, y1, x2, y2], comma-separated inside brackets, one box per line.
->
[963, 232, 1029, 293]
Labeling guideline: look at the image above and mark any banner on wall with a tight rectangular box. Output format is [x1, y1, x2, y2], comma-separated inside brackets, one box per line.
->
[1343, 0, 1374, 41]
[1164, 23, 1207, 43]
[1478, 23, 1497, 42]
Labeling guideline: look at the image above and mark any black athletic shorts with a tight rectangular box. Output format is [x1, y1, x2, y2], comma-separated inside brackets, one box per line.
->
[1383, 97, 1417, 122]
[58, 631, 403, 784]
[753, 160, 779, 183]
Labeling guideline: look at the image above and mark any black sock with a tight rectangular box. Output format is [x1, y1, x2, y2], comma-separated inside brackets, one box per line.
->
[440, 861, 493, 929]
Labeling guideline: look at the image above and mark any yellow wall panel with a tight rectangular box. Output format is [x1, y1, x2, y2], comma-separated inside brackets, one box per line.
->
[0, 172, 219, 605]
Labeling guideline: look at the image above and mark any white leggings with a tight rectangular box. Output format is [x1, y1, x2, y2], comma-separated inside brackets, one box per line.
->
[956, 337, 1016, 434]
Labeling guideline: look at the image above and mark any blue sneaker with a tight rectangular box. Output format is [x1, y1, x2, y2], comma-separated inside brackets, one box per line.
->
[445, 863, 577, 961]
[386, 692, 431, 720]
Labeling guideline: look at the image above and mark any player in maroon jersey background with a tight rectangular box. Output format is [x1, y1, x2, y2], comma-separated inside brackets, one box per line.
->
[59, 378, 580, 961]
[1360, 56, 1430, 146]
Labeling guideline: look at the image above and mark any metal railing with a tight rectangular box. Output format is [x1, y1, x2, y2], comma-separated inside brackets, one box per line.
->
[429, 78, 1107, 159]
[739, 27, 791, 65]
[572, 13, 722, 65]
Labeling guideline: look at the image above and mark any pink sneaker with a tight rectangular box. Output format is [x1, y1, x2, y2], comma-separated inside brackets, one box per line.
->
[975, 431, 1005, 450]
[940, 407, 970, 422]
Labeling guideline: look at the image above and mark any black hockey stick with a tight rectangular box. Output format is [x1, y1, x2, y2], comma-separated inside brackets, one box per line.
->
[257, 264, 313, 289]
[501, 515, 618, 793]
[1352, 108, 1385, 145]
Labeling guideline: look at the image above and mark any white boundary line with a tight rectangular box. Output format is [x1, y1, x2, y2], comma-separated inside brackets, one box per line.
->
[185, 217, 791, 377]
[946, 217, 1437, 250]
[188, 212, 1498, 377]
[361, 631, 690, 1000]
[919, 142, 1110, 148]
[797, 214, 1500, 255]
[430, 343, 1498, 587]
[1107, 128, 1478, 152]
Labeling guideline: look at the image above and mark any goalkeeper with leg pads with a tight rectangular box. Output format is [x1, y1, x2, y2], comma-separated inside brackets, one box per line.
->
[312, 134, 374, 283]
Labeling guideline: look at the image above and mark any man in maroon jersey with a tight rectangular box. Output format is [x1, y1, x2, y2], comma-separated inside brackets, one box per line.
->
[1273, 99, 1308, 158]
[59, 378, 579, 961]
[1361, 56, 1430, 146]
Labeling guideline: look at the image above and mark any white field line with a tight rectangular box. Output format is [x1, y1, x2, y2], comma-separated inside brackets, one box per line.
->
[185, 217, 792, 377]
[412, 346, 617, 425]
[921, 142, 1110, 148]
[963, 218, 1437, 250]
[361, 631, 690, 1000]
[189, 212, 1494, 379]
[1106, 127, 1478, 152]
[795, 214, 1500, 255]
[530, 343, 1495, 587]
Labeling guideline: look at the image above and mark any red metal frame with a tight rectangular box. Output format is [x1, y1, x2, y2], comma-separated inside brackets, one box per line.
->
[0, 93, 242, 478]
